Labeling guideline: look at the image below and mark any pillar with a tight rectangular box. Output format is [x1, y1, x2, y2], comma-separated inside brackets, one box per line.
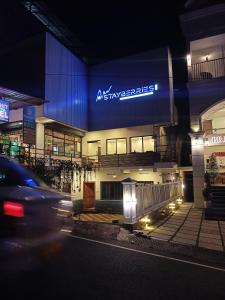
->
[122, 178, 137, 224]
[189, 132, 205, 208]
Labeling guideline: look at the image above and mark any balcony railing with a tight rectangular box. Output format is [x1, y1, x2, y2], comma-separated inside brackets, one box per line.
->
[190, 57, 225, 81]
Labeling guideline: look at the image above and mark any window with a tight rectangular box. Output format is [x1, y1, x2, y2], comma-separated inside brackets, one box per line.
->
[130, 136, 155, 153]
[107, 138, 127, 154]
[44, 128, 82, 157]
[101, 182, 123, 200]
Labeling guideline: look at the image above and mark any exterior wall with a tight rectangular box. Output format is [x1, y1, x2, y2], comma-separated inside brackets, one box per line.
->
[88, 47, 174, 131]
[9, 108, 23, 122]
[72, 169, 162, 201]
[82, 124, 154, 156]
[188, 78, 225, 130]
[44, 33, 88, 130]
[180, 4, 225, 42]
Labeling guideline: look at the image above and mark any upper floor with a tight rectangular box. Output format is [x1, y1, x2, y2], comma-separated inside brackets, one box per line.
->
[180, 3, 225, 83]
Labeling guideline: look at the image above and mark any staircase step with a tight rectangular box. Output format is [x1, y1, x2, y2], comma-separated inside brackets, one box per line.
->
[205, 208, 225, 220]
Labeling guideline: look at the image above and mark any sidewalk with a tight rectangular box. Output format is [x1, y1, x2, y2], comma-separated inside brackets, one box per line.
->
[133, 203, 225, 253]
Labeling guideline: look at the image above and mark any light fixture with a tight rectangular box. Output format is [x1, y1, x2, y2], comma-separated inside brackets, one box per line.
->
[176, 198, 183, 205]
[168, 202, 176, 211]
[186, 54, 191, 67]
[139, 168, 143, 171]
[112, 175, 117, 178]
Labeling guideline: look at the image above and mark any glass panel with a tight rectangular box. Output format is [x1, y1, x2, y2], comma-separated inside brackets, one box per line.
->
[76, 141, 81, 153]
[45, 135, 52, 153]
[143, 136, 154, 152]
[131, 137, 143, 152]
[117, 138, 126, 154]
[107, 139, 117, 154]
[52, 137, 64, 155]
[65, 141, 74, 157]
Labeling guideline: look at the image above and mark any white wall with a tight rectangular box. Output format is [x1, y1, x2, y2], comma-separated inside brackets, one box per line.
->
[82, 124, 154, 156]
[71, 168, 162, 200]
[212, 117, 225, 132]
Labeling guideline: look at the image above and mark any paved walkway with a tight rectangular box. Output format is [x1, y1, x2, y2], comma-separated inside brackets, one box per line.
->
[135, 203, 225, 252]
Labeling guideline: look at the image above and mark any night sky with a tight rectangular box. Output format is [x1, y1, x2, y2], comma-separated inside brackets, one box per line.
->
[43, 0, 187, 62]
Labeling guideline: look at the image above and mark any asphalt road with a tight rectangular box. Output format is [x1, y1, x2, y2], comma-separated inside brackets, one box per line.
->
[1, 234, 225, 300]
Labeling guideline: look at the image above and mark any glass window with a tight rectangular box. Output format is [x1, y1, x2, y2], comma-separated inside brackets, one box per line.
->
[101, 182, 123, 200]
[117, 139, 126, 154]
[65, 141, 74, 157]
[45, 135, 52, 152]
[52, 137, 64, 155]
[131, 137, 143, 152]
[107, 139, 117, 154]
[143, 136, 154, 152]
[131, 136, 154, 153]
[44, 129, 82, 158]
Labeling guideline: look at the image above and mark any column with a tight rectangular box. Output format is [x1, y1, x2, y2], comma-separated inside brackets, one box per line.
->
[189, 132, 205, 208]
[122, 178, 137, 224]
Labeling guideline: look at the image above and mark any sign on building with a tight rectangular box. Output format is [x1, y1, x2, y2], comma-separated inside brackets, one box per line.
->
[0, 99, 9, 122]
[23, 106, 36, 145]
[204, 134, 225, 146]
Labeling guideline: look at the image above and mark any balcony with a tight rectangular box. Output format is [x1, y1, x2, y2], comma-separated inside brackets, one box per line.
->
[99, 152, 161, 168]
[190, 57, 225, 81]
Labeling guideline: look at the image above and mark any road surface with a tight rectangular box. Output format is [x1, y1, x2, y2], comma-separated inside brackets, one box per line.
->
[1, 234, 225, 299]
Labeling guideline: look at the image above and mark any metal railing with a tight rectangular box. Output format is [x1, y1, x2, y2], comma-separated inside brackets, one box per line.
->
[190, 57, 225, 80]
[135, 181, 183, 219]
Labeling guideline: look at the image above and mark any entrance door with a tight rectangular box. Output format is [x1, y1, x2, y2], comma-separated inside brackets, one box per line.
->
[83, 182, 95, 209]
[183, 171, 194, 202]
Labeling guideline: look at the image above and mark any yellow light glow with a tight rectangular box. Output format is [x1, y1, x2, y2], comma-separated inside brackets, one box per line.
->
[169, 202, 176, 210]
[176, 198, 183, 205]
[140, 216, 151, 223]
[112, 175, 117, 178]
[192, 125, 200, 133]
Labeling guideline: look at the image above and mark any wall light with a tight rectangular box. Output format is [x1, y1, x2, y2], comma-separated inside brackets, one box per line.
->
[186, 54, 191, 67]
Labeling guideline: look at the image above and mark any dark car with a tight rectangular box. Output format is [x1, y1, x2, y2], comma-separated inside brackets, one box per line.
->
[0, 155, 73, 272]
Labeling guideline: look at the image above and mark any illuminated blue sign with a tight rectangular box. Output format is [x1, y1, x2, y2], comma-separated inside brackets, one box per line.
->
[96, 84, 158, 102]
[0, 99, 9, 122]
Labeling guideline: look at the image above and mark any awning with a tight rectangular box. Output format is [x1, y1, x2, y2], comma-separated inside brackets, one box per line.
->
[0, 86, 47, 109]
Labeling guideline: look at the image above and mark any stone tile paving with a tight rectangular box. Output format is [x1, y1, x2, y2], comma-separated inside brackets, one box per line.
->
[134, 203, 225, 253]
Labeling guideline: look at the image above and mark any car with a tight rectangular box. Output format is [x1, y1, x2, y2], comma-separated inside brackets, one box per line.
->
[0, 155, 73, 273]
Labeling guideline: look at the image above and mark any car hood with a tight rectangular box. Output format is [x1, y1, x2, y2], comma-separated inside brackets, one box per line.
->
[0, 186, 69, 201]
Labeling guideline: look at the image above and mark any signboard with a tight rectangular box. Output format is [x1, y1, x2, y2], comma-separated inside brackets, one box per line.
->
[23, 106, 36, 145]
[96, 83, 159, 102]
[204, 134, 225, 146]
[0, 99, 9, 122]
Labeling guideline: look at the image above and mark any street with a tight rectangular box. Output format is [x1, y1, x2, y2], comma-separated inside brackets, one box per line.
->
[1, 234, 225, 300]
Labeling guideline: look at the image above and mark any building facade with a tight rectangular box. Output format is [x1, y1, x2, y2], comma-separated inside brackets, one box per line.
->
[180, 3, 225, 209]
[0, 4, 185, 218]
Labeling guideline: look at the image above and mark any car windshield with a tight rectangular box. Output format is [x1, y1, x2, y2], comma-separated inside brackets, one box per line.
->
[0, 157, 45, 187]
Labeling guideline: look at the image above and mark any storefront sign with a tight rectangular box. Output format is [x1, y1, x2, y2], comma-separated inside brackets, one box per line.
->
[96, 83, 158, 102]
[0, 99, 9, 122]
[204, 134, 225, 146]
[23, 106, 36, 145]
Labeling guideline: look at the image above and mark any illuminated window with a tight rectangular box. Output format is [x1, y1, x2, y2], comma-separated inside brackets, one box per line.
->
[44, 129, 82, 157]
[131, 136, 155, 153]
[107, 138, 127, 155]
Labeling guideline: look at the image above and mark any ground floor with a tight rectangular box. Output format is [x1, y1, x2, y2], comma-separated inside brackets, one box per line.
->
[134, 202, 225, 252]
